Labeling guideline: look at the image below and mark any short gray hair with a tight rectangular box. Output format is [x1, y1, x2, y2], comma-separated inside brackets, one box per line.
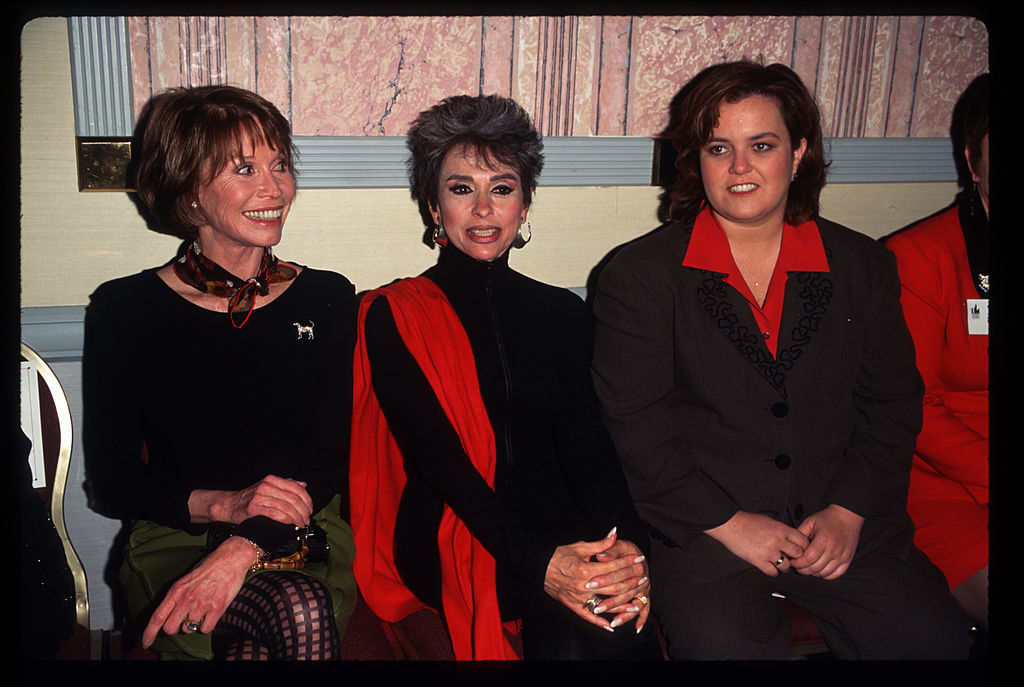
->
[407, 94, 544, 228]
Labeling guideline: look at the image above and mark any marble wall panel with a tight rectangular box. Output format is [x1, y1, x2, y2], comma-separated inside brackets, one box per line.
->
[911, 16, 991, 137]
[291, 15, 481, 135]
[627, 15, 796, 136]
[125, 15, 989, 139]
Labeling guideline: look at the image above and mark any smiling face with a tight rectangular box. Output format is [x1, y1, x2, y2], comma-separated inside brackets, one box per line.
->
[195, 136, 295, 263]
[430, 144, 529, 262]
[700, 95, 806, 234]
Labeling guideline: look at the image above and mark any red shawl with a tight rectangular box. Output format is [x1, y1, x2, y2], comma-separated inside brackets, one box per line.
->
[349, 276, 520, 660]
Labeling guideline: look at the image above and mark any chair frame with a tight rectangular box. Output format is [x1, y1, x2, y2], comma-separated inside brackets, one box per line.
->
[21, 342, 90, 629]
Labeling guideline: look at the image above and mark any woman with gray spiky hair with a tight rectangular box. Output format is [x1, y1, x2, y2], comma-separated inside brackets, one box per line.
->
[349, 94, 659, 660]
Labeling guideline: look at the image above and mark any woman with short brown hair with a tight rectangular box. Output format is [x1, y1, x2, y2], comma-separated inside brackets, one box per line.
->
[84, 85, 358, 661]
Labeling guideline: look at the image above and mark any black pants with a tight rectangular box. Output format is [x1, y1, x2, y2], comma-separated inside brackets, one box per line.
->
[651, 538, 973, 660]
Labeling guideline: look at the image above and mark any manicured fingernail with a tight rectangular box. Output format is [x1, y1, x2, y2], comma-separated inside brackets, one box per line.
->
[633, 555, 645, 563]
[585, 581, 598, 589]
[610, 618, 623, 628]
[594, 605, 607, 614]
[606, 527, 617, 538]
[637, 577, 648, 586]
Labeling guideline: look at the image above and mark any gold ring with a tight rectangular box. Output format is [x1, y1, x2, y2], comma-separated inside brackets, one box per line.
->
[584, 594, 604, 613]
[775, 555, 786, 567]
[632, 594, 649, 607]
[183, 618, 201, 633]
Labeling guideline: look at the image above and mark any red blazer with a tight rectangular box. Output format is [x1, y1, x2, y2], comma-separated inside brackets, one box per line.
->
[885, 207, 989, 507]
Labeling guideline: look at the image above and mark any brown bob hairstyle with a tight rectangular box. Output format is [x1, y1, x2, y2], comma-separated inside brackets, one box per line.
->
[661, 60, 827, 226]
[132, 85, 296, 240]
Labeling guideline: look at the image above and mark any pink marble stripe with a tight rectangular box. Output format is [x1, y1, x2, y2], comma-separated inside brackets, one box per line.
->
[481, 16, 515, 97]
[126, 15, 988, 139]
[592, 16, 631, 136]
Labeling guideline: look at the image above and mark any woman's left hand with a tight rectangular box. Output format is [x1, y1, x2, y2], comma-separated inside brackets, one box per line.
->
[189, 474, 314, 528]
[790, 504, 864, 580]
[140, 535, 258, 649]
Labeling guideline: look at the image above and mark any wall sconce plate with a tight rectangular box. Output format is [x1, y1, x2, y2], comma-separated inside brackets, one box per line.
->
[76, 137, 133, 191]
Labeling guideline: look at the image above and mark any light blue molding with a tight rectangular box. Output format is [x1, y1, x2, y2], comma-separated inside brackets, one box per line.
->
[292, 136, 656, 188]
[20, 306, 89, 361]
[292, 136, 411, 189]
[291, 136, 956, 188]
[68, 17, 134, 137]
[824, 138, 956, 184]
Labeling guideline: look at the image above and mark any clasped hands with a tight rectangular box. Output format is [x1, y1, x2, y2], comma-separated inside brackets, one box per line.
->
[141, 474, 312, 649]
[544, 527, 652, 634]
[706, 504, 864, 580]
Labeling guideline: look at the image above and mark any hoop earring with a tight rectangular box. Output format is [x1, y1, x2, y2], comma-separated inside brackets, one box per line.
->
[513, 221, 531, 249]
[432, 221, 448, 247]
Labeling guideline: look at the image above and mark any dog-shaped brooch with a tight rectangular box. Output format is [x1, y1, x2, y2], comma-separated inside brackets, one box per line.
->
[292, 321, 315, 340]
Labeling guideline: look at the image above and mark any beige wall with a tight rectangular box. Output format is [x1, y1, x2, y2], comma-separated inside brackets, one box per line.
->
[21, 17, 958, 308]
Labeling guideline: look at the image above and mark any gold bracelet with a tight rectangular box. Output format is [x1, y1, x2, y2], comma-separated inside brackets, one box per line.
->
[241, 537, 267, 573]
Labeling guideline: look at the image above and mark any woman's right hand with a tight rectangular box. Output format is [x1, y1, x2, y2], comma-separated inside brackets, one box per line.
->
[188, 474, 314, 527]
[705, 510, 810, 576]
[141, 535, 258, 649]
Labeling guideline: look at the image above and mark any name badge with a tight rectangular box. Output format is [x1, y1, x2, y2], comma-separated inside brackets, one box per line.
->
[967, 299, 988, 336]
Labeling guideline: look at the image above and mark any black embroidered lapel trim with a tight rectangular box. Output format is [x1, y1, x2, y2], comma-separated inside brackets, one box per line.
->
[775, 272, 832, 371]
[694, 269, 833, 399]
[696, 271, 787, 396]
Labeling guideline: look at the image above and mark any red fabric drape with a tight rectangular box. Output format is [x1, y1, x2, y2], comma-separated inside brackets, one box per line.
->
[349, 277, 519, 660]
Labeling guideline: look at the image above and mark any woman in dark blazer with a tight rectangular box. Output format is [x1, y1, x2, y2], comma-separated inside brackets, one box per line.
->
[591, 60, 972, 660]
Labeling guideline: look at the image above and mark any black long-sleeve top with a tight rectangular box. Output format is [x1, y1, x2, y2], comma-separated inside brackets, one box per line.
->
[363, 246, 646, 612]
[83, 266, 356, 551]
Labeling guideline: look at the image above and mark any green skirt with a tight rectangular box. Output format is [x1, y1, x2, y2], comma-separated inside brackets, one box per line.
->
[120, 494, 357, 660]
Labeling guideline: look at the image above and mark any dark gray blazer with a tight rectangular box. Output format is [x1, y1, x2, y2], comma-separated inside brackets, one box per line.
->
[591, 216, 924, 582]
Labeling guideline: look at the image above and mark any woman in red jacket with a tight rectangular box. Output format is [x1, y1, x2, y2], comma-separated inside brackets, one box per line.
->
[884, 73, 988, 631]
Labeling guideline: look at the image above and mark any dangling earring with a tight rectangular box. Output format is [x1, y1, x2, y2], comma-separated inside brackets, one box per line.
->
[191, 201, 199, 208]
[513, 220, 531, 249]
[432, 220, 448, 247]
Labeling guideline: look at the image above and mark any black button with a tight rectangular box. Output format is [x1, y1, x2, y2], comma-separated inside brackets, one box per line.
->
[774, 454, 792, 469]
[771, 402, 788, 417]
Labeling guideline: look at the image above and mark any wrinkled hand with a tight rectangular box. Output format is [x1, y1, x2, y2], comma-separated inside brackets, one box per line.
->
[790, 504, 863, 580]
[141, 536, 259, 649]
[189, 474, 314, 527]
[705, 511, 810, 576]
[591, 538, 651, 632]
[544, 528, 641, 631]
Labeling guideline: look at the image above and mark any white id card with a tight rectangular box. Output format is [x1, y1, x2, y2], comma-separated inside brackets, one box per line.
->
[967, 299, 988, 335]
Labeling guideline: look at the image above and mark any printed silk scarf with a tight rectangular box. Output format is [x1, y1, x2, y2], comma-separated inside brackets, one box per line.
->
[174, 241, 297, 327]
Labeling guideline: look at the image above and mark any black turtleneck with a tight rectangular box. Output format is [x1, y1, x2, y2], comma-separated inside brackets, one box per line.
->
[364, 245, 646, 617]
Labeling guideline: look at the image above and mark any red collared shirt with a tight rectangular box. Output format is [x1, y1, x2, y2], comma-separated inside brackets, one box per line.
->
[682, 207, 830, 357]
